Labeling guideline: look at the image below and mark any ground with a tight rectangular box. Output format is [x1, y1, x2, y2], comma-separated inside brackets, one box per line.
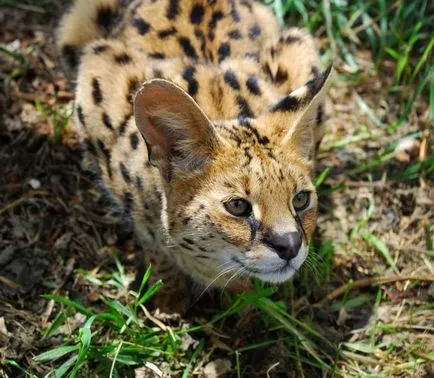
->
[0, 1, 433, 377]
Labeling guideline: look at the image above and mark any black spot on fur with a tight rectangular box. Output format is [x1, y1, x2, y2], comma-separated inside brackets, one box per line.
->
[120, 162, 131, 183]
[84, 139, 97, 156]
[224, 70, 240, 90]
[282, 34, 301, 44]
[271, 95, 301, 112]
[135, 175, 143, 190]
[246, 76, 261, 95]
[158, 27, 177, 38]
[208, 11, 224, 29]
[102, 112, 114, 130]
[167, 0, 180, 19]
[208, 31, 215, 41]
[178, 37, 198, 59]
[183, 237, 195, 245]
[248, 24, 261, 40]
[97, 139, 112, 178]
[149, 52, 165, 59]
[114, 53, 132, 65]
[179, 242, 194, 251]
[240, 0, 252, 10]
[76, 105, 86, 126]
[229, 0, 241, 21]
[132, 16, 150, 35]
[275, 67, 288, 83]
[190, 4, 205, 24]
[62, 45, 78, 68]
[152, 69, 164, 78]
[130, 132, 139, 149]
[237, 96, 254, 118]
[123, 191, 133, 213]
[97, 6, 115, 32]
[228, 30, 241, 39]
[217, 42, 231, 62]
[119, 113, 132, 135]
[182, 217, 191, 225]
[93, 44, 109, 54]
[92, 78, 103, 105]
[127, 77, 141, 105]
[182, 65, 198, 97]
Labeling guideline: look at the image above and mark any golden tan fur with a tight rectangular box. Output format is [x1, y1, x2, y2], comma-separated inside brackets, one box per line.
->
[57, 0, 331, 313]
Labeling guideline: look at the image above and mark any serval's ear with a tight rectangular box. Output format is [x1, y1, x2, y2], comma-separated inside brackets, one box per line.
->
[134, 79, 220, 181]
[268, 65, 333, 159]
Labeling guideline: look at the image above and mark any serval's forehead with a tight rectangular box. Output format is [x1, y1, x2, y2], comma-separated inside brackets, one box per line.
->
[212, 138, 313, 199]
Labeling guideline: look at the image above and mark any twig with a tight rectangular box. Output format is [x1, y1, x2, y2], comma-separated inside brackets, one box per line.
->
[0, 190, 50, 215]
[315, 274, 434, 306]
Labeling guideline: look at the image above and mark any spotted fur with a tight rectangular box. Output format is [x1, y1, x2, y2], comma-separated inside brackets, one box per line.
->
[57, 0, 332, 313]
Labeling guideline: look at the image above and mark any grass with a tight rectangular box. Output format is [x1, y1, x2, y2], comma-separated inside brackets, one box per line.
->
[1, 0, 433, 377]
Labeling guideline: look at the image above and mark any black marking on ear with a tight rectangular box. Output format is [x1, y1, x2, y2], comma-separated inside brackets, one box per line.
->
[217, 42, 231, 63]
[224, 70, 240, 90]
[62, 45, 79, 68]
[209, 11, 224, 29]
[167, 0, 180, 19]
[92, 78, 103, 105]
[246, 76, 261, 95]
[130, 132, 139, 149]
[182, 65, 198, 97]
[228, 29, 241, 39]
[97, 6, 115, 32]
[114, 53, 132, 65]
[149, 52, 165, 59]
[178, 37, 198, 59]
[77, 105, 86, 127]
[93, 44, 109, 54]
[229, 0, 241, 21]
[158, 27, 177, 38]
[97, 139, 112, 178]
[248, 24, 261, 40]
[132, 16, 150, 35]
[271, 95, 300, 112]
[102, 112, 114, 130]
[306, 65, 332, 95]
[190, 4, 205, 24]
[120, 162, 131, 183]
[237, 96, 254, 118]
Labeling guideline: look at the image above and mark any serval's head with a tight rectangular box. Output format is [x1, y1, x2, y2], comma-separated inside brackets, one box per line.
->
[134, 67, 332, 287]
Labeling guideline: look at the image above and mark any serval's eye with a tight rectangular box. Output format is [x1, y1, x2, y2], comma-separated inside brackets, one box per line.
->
[224, 198, 252, 217]
[292, 191, 310, 212]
